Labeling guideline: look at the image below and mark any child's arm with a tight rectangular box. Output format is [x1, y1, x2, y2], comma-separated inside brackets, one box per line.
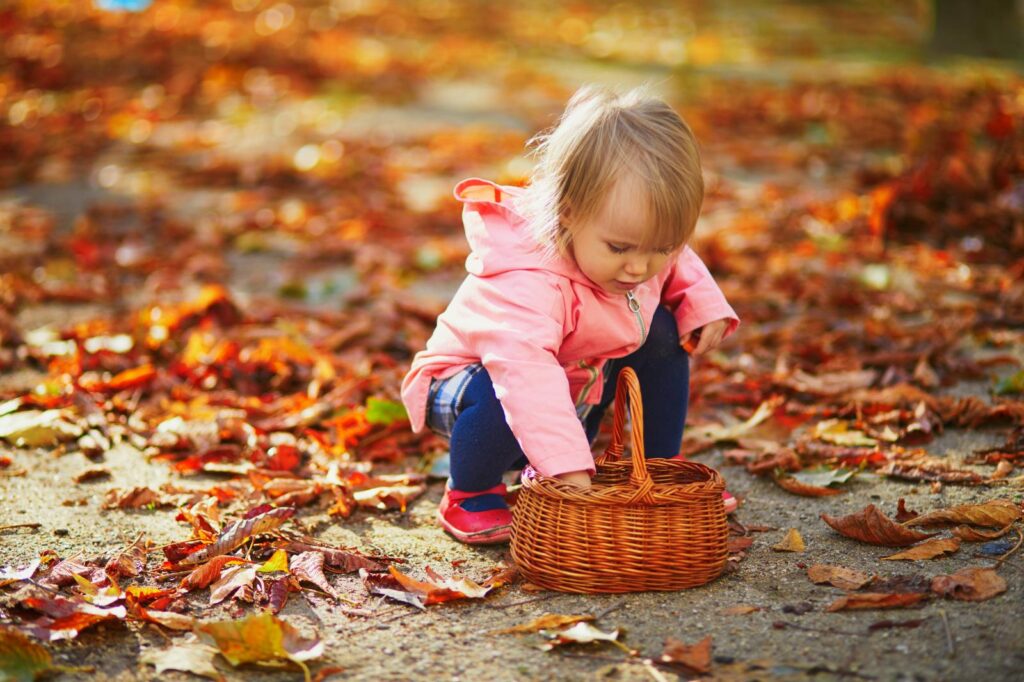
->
[661, 246, 740, 351]
[448, 269, 597, 480]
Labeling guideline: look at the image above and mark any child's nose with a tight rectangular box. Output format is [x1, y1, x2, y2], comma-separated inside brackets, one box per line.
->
[624, 257, 647, 276]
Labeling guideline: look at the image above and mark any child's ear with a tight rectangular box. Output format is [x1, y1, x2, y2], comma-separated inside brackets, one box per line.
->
[560, 205, 573, 227]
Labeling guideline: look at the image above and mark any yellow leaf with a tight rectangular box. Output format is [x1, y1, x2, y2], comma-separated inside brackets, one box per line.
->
[198, 612, 322, 682]
[772, 528, 806, 552]
[258, 549, 289, 574]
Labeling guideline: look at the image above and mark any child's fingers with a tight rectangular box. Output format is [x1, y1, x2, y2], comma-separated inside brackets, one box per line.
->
[681, 328, 701, 354]
[694, 326, 725, 356]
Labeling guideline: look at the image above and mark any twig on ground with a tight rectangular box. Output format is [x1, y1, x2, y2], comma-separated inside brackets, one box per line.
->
[0, 522, 41, 532]
[939, 610, 955, 658]
[993, 526, 1023, 565]
[773, 620, 868, 637]
[593, 599, 627, 622]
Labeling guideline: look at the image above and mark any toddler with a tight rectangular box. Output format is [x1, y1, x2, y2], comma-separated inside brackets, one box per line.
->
[401, 84, 740, 544]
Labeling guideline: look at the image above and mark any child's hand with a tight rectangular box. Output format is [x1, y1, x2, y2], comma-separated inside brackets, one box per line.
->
[681, 318, 730, 356]
[555, 471, 592, 490]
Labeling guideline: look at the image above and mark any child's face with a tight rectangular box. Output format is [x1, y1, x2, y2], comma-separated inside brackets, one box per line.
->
[565, 172, 678, 296]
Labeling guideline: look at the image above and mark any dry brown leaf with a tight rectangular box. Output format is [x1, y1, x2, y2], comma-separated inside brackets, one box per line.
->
[827, 592, 929, 612]
[990, 461, 1014, 480]
[881, 537, 961, 561]
[807, 564, 873, 590]
[491, 613, 593, 635]
[772, 528, 806, 552]
[660, 635, 713, 674]
[931, 567, 1007, 601]
[773, 475, 844, 497]
[951, 523, 1015, 542]
[722, 605, 760, 615]
[903, 499, 1021, 529]
[821, 504, 936, 547]
[895, 498, 919, 523]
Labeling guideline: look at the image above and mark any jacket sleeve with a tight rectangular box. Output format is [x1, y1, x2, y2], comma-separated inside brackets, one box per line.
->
[450, 270, 596, 478]
[661, 246, 740, 340]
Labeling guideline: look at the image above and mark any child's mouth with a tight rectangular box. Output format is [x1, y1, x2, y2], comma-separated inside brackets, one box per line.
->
[612, 280, 639, 291]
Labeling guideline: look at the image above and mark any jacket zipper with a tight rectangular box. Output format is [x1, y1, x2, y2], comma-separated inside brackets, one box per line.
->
[626, 291, 647, 346]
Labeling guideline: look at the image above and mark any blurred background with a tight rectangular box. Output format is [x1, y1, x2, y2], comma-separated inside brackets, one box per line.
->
[1, 0, 1022, 384]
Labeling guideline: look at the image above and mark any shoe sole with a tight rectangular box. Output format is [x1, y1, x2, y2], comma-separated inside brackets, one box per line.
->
[436, 509, 511, 545]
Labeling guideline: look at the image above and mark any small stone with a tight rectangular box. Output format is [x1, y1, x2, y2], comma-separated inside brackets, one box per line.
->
[54, 528, 69, 536]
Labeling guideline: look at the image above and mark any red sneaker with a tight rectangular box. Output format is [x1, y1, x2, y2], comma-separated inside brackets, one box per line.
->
[437, 484, 512, 544]
[668, 454, 738, 515]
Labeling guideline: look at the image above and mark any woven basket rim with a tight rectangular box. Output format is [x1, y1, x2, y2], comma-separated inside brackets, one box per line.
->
[520, 459, 724, 506]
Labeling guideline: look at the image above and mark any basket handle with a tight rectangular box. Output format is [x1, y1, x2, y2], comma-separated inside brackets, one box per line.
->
[594, 367, 656, 504]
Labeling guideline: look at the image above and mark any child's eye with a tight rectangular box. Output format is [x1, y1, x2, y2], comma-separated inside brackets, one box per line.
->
[658, 247, 674, 256]
[607, 243, 629, 254]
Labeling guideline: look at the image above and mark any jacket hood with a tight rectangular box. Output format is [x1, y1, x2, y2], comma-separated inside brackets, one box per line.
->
[453, 177, 599, 290]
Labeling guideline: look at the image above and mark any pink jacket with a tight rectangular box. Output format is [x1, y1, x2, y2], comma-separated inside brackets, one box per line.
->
[400, 177, 740, 478]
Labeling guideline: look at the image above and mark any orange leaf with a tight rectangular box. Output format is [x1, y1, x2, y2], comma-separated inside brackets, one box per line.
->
[179, 556, 247, 591]
[660, 635, 713, 674]
[931, 567, 1007, 602]
[951, 524, 1014, 542]
[821, 504, 935, 547]
[827, 592, 929, 612]
[774, 475, 844, 497]
[903, 499, 1021, 529]
[881, 537, 960, 561]
[807, 564, 873, 590]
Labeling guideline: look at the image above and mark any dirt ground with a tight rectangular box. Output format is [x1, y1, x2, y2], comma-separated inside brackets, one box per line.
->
[2, 367, 1023, 681]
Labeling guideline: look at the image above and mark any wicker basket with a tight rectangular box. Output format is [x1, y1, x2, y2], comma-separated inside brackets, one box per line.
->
[510, 367, 729, 593]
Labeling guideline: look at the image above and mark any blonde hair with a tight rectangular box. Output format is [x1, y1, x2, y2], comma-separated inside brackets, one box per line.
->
[517, 84, 704, 260]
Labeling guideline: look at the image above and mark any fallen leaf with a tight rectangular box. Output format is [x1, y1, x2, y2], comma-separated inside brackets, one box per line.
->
[73, 466, 111, 483]
[807, 564, 873, 590]
[790, 467, 857, 488]
[951, 523, 1015, 542]
[17, 595, 126, 641]
[774, 474, 844, 497]
[881, 537, 961, 561]
[0, 409, 82, 447]
[184, 507, 295, 565]
[290, 551, 339, 599]
[209, 565, 258, 606]
[772, 528, 806, 552]
[812, 419, 877, 447]
[903, 499, 1021, 529]
[821, 504, 936, 546]
[895, 498, 919, 523]
[179, 556, 247, 592]
[727, 536, 754, 553]
[140, 635, 220, 679]
[660, 635, 713, 674]
[198, 612, 323, 681]
[102, 487, 170, 510]
[826, 592, 929, 612]
[0, 626, 60, 681]
[105, 536, 149, 580]
[990, 460, 1014, 480]
[352, 484, 426, 512]
[539, 622, 622, 651]
[931, 567, 1007, 601]
[258, 549, 289, 574]
[722, 605, 761, 615]
[492, 614, 593, 635]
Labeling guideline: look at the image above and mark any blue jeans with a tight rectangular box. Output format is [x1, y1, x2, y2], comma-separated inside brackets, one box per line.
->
[437, 306, 690, 502]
